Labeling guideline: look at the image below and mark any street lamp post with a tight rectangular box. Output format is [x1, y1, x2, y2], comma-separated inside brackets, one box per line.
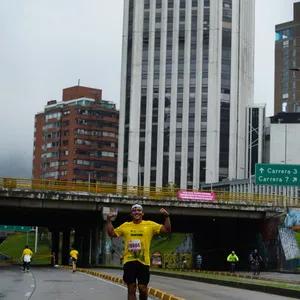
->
[279, 124, 289, 206]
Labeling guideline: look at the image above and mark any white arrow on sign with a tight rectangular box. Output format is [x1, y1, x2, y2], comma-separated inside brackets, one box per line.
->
[259, 168, 264, 173]
[293, 177, 297, 182]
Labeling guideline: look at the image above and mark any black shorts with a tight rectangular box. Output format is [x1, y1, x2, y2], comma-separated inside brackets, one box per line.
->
[71, 257, 77, 263]
[123, 261, 150, 286]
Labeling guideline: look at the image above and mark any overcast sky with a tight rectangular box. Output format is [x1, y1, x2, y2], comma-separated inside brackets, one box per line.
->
[0, 0, 298, 178]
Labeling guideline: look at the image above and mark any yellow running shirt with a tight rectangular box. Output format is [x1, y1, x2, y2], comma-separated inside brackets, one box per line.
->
[70, 250, 78, 259]
[114, 220, 162, 266]
[22, 248, 33, 256]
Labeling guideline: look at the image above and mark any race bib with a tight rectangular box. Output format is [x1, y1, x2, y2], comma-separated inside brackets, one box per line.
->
[128, 239, 141, 252]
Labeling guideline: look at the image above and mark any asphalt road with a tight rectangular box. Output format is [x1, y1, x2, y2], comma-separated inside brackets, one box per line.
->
[0, 265, 298, 300]
[0, 265, 156, 300]
[94, 268, 299, 300]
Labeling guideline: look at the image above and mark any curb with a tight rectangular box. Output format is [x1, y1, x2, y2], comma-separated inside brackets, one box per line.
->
[150, 271, 300, 299]
[93, 265, 300, 286]
[60, 265, 184, 300]
[188, 269, 300, 285]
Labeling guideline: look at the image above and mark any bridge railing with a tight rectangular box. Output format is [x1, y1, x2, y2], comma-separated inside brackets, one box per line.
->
[0, 177, 298, 206]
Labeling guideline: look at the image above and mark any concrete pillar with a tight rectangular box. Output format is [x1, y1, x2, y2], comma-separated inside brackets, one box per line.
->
[82, 229, 91, 267]
[102, 225, 111, 265]
[61, 230, 70, 265]
[51, 231, 59, 265]
[74, 228, 83, 266]
[91, 227, 102, 265]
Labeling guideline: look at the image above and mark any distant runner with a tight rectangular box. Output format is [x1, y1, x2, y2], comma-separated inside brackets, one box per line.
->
[21, 245, 33, 272]
[70, 247, 79, 273]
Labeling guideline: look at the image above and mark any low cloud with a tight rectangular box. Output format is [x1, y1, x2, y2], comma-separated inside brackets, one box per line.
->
[0, 152, 32, 178]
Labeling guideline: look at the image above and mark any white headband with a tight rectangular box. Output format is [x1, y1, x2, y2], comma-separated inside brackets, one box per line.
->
[131, 204, 143, 211]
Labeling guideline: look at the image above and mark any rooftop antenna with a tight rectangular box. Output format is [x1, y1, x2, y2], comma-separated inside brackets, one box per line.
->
[78, 79, 80, 86]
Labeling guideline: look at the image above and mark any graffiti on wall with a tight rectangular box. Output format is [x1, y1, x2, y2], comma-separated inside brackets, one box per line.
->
[278, 227, 300, 260]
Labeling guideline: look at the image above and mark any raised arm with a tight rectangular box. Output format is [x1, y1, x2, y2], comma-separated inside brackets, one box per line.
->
[159, 208, 171, 233]
[106, 212, 118, 237]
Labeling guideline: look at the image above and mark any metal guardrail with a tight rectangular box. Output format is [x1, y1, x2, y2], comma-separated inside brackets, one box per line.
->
[0, 177, 298, 206]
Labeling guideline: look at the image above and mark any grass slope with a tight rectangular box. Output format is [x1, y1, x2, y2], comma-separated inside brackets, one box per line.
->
[0, 232, 187, 265]
[151, 233, 186, 254]
[0, 233, 51, 264]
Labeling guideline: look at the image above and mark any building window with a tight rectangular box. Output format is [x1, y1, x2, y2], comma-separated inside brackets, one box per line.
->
[102, 151, 115, 157]
[61, 160, 68, 166]
[282, 102, 287, 112]
[282, 93, 288, 99]
[156, 12, 161, 23]
[144, 0, 150, 9]
[275, 28, 294, 41]
[45, 112, 62, 122]
[74, 159, 90, 165]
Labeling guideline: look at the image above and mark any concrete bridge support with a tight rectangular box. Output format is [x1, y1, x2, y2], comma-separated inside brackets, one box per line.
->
[81, 229, 91, 267]
[61, 230, 70, 265]
[73, 228, 83, 266]
[102, 224, 111, 265]
[72, 227, 92, 267]
[51, 231, 59, 265]
[91, 227, 101, 265]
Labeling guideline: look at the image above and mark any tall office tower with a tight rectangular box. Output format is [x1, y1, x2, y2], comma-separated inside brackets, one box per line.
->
[33, 86, 119, 183]
[274, 2, 300, 114]
[118, 0, 255, 189]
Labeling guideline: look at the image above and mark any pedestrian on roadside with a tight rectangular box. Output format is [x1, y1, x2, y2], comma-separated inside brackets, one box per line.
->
[182, 256, 187, 270]
[106, 204, 171, 300]
[196, 253, 202, 270]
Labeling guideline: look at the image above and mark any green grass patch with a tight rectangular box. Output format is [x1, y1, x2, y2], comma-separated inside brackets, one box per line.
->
[153, 269, 300, 291]
[0, 233, 51, 264]
[295, 232, 300, 248]
[151, 233, 186, 254]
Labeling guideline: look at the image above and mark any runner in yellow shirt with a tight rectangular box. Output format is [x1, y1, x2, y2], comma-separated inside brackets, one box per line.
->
[21, 245, 33, 272]
[107, 204, 171, 300]
[69, 248, 79, 273]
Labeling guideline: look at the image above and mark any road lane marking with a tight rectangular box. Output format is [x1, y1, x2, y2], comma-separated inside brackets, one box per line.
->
[85, 273, 156, 300]
[25, 292, 32, 297]
[30, 284, 35, 288]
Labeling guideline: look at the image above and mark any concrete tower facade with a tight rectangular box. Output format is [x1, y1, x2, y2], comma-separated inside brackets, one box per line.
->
[118, 0, 255, 189]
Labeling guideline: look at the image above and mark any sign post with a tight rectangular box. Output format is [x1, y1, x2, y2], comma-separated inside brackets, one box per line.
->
[255, 164, 300, 186]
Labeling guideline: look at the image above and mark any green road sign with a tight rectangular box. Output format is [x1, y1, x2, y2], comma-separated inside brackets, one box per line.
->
[0, 225, 31, 232]
[255, 163, 300, 186]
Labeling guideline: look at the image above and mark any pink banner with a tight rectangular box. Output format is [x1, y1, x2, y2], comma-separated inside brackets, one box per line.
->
[178, 190, 216, 201]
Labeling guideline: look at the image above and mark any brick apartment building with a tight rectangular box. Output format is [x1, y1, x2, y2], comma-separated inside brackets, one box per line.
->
[274, 2, 300, 114]
[33, 85, 119, 184]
